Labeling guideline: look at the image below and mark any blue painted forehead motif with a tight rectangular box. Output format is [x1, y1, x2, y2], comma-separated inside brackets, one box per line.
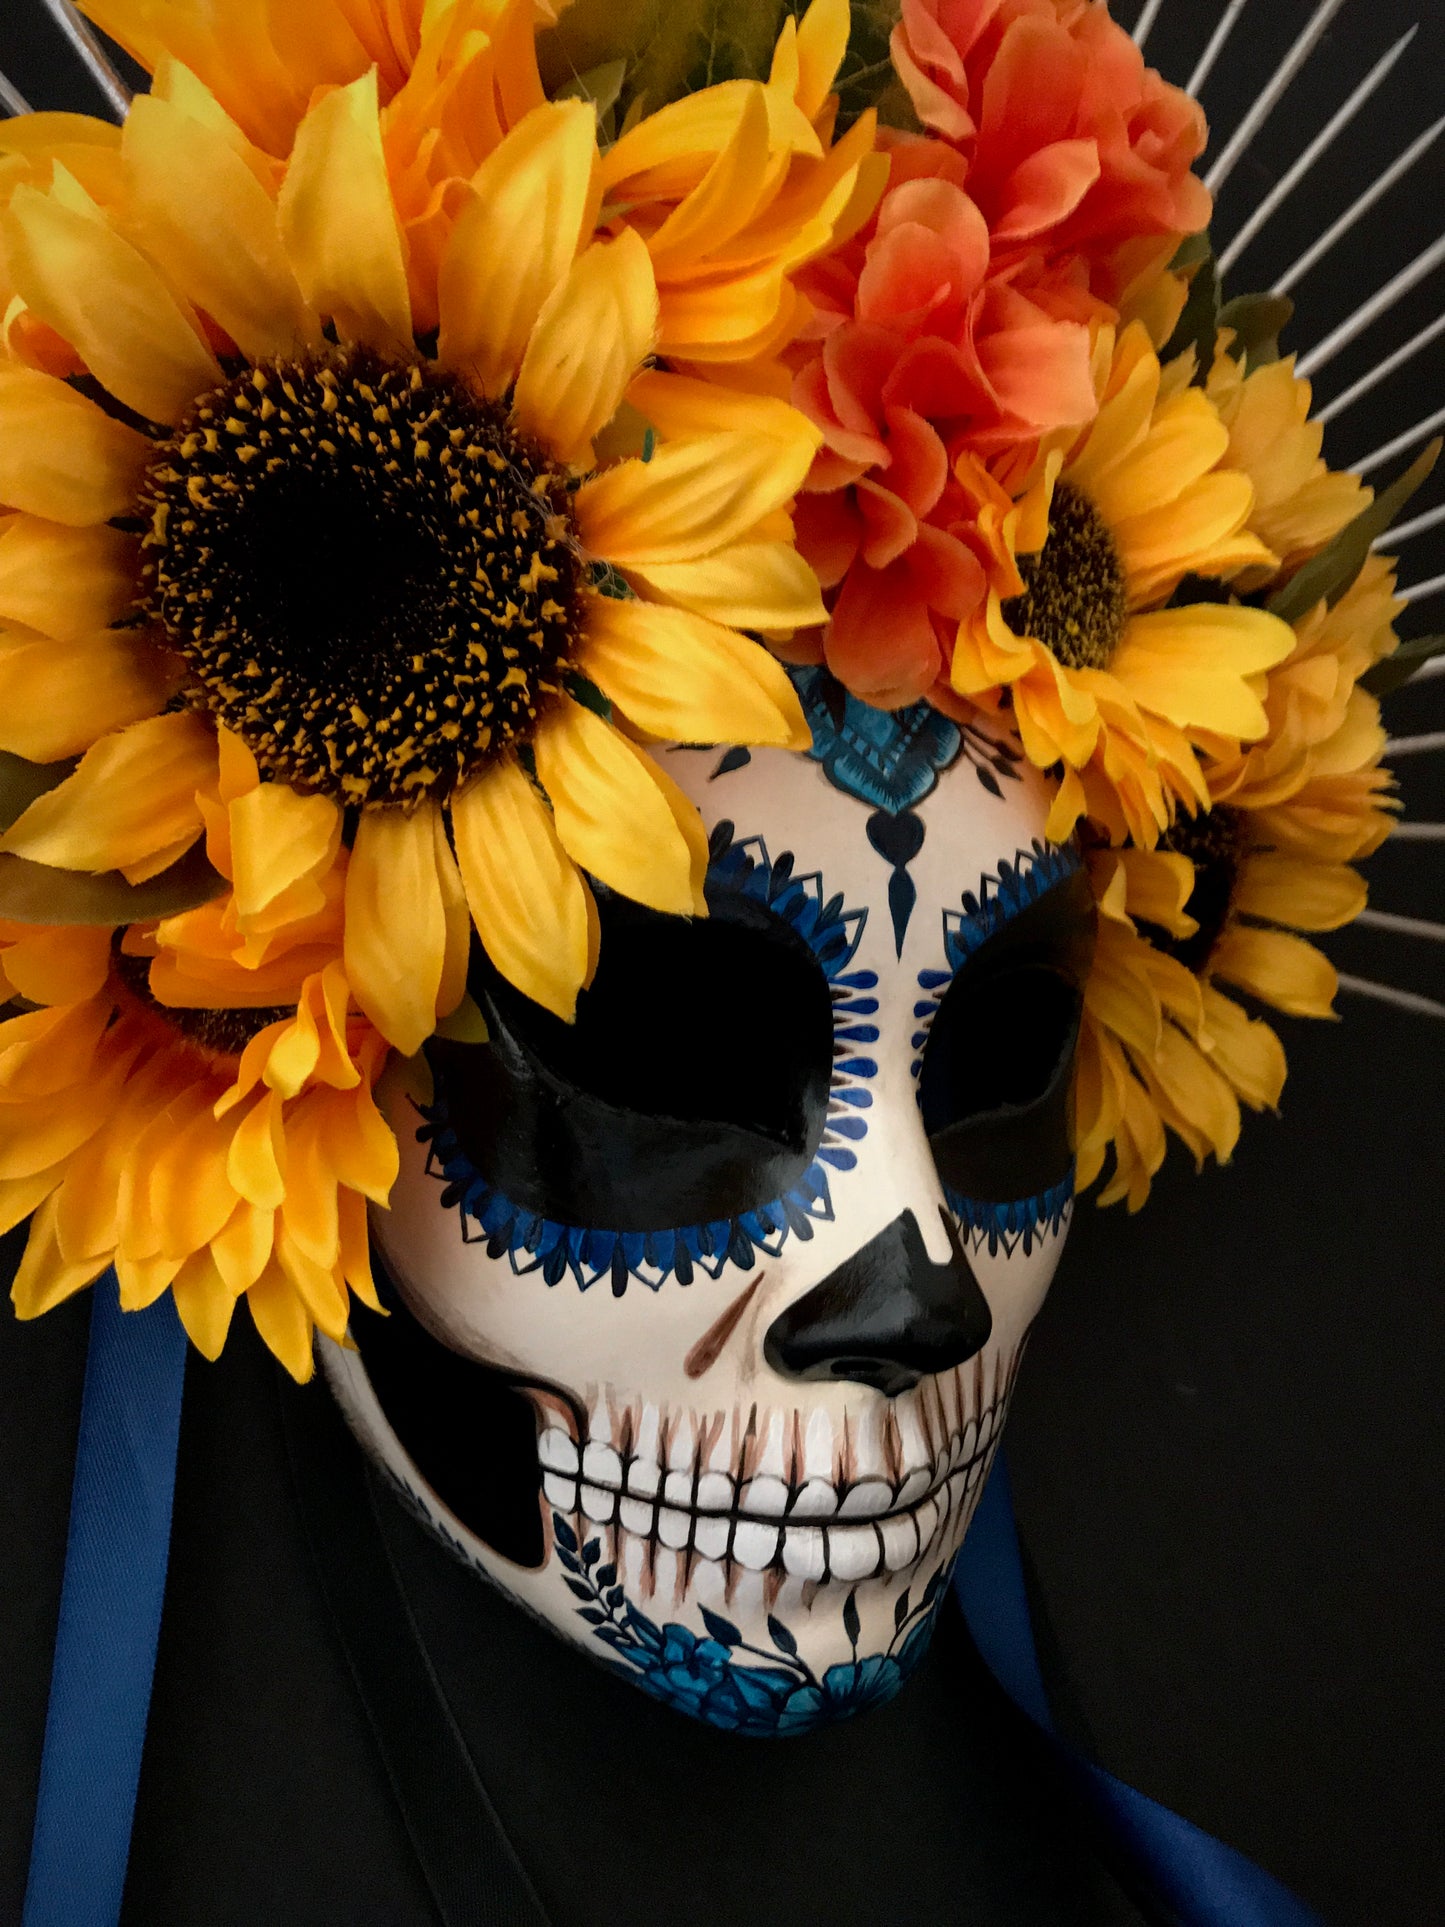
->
[787, 666, 1024, 815]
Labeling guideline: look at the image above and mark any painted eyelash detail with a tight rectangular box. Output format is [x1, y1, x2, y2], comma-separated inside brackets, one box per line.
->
[420, 826, 877, 1296]
[913, 841, 1084, 1245]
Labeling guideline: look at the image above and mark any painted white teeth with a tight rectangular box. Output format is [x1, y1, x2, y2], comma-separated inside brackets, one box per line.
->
[782, 1523, 828, 1582]
[739, 1474, 789, 1517]
[582, 1441, 622, 1488]
[894, 1466, 931, 1508]
[695, 1470, 734, 1513]
[790, 1479, 839, 1520]
[663, 1468, 694, 1508]
[619, 1495, 654, 1536]
[580, 1483, 615, 1525]
[802, 1408, 835, 1484]
[732, 1520, 781, 1572]
[538, 1429, 579, 1475]
[542, 1472, 577, 1512]
[693, 1514, 731, 1561]
[837, 1478, 891, 1519]
[828, 1522, 882, 1582]
[625, 1458, 660, 1500]
[879, 1512, 920, 1574]
[657, 1504, 691, 1551]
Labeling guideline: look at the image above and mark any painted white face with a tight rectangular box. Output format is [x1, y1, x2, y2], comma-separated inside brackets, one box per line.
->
[322, 672, 1095, 1736]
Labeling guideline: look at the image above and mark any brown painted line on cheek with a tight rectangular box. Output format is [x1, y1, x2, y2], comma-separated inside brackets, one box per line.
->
[684, 1272, 764, 1381]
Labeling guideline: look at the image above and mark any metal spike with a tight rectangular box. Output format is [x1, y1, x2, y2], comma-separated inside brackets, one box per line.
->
[1399, 570, 1445, 608]
[1336, 973, 1445, 1021]
[1205, 0, 1351, 196]
[1188, 0, 1251, 96]
[1389, 821, 1445, 839]
[1355, 403, 1445, 479]
[1277, 113, 1445, 297]
[1411, 656, 1445, 682]
[1373, 501, 1445, 548]
[1385, 731, 1445, 756]
[1297, 233, 1445, 379]
[1217, 27, 1418, 273]
[1318, 313, 1445, 425]
[0, 68, 33, 118]
[1132, 0, 1166, 51]
[1355, 908, 1445, 943]
[37, 0, 131, 120]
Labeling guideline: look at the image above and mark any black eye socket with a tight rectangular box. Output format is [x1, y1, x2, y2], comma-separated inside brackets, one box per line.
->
[919, 865, 1096, 1208]
[427, 883, 836, 1234]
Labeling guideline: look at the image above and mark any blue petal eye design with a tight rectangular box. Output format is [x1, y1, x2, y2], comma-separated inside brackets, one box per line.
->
[420, 827, 877, 1295]
[914, 841, 1094, 1257]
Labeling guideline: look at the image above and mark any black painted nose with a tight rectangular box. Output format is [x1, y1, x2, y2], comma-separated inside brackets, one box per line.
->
[763, 1209, 992, 1398]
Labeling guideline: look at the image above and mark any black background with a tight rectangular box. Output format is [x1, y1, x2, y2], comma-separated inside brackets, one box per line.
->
[1, 2, 1442, 1922]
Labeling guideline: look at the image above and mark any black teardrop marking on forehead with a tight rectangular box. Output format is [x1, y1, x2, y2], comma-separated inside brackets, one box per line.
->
[866, 808, 927, 956]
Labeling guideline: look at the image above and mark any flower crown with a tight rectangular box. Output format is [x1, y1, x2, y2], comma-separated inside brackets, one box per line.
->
[0, 0, 1434, 1377]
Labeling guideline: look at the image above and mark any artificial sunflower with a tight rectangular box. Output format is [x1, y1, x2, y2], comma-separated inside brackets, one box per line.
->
[951, 322, 1297, 847]
[0, 925, 394, 1382]
[1074, 562, 1402, 1210]
[0, 70, 820, 1050]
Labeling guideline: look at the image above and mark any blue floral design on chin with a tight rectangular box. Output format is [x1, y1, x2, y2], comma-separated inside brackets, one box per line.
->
[419, 826, 880, 1295]
[552, 1514, 945, 1738]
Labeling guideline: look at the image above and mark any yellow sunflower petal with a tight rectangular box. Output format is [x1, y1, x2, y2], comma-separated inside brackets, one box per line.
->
[576, 424, 821, 568]
[627, 542, 827, 632]
[1110, 604, 1295, 738]
[449, 753, 596, 1021]
[579, 593, 808, 749]
[343, 801, 449, 1056]
[211, 1199, 275, 1296]
[437, 98, 598, 397]
[170, 1246, 238, 1360]
[0, 1166, 64, 1239]
[1199, 985, 1287, 1111]
[277, 1229, 349, 1342]
[124, 89, 318, 365]
[10, 1194, 108, 1319]
[533, 695, 696, 916]
[115, 1250, 184, 1313]
[0, 365, 151, 525]
[0, 710, 213, 875]
[0, 631, 178, 761]
[0, 925, 111, 1005]
[616, 731, 710, 916]
[0, 518, 137, 639]
[1086, 389, 1229, 527]
[511, 229, 658, 466]
[5, 180, 219, 424]
[1149, 1024, 1242, 1166]
[1231, 853, 1368, 933]
[1211, 924, 1339, 1019]
[337, 1187, 381, 1312]
[229, 779, 342, 922]
[278, 68, 412, 352]
[247, 1258, 315, 1382]
[227, 1088, 287, 1210]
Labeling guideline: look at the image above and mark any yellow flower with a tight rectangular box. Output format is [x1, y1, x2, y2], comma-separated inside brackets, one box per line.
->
[951, 324, 1296, 850]
[1208, 342, 1372, 580]
[0, 71, 820, 1048]
[0, 922, 396, 1381]
[1075, 564, 1399, 1210]
[595, 0, 888, 367]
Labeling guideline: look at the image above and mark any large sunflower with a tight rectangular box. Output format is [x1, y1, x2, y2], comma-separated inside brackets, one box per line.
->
[0, 922, 394, 1382]
[0, 72, 821, 1049]
[1074, 563, 1401, 1210]
[950, 322, 1297, 849]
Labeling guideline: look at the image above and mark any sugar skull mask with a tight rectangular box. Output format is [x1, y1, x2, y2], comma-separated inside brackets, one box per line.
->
[323, 673, 1096, 1736]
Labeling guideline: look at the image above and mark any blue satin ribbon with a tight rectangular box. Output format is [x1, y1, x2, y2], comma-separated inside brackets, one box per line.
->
[23, 1283, 1322, 1927]
[954, 1455, 1324, 1927]
[22, 1279, 186, 1927]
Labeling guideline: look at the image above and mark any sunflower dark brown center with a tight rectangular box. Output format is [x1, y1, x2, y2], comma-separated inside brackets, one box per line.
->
[1149, 805, 1249, 974]
[1002, 483, 1129, 670]
[113, 949, 289, 1057]
[139, 346, 582, 808]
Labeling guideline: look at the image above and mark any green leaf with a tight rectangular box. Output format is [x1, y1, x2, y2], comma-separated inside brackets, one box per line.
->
[554, 58, 628, 141]
[0, 752, 76, 836]
[836, 1, 917, 134]
[565, 673, 613, 722]
[1268, 439, 1443, 625]
[434, 995, 491, 1045]
[1161, 247, 1221, 381]
[1170, 230, 1214, 273]
[1361, 632, 1445, 698]
[0, 841, 226, 926]
[1217, 292, 1295, 372]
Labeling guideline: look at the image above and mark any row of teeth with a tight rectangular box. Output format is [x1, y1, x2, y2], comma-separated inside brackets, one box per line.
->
[537, 1407, 1001, 1582]
[542, 1459, 989, 1581]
